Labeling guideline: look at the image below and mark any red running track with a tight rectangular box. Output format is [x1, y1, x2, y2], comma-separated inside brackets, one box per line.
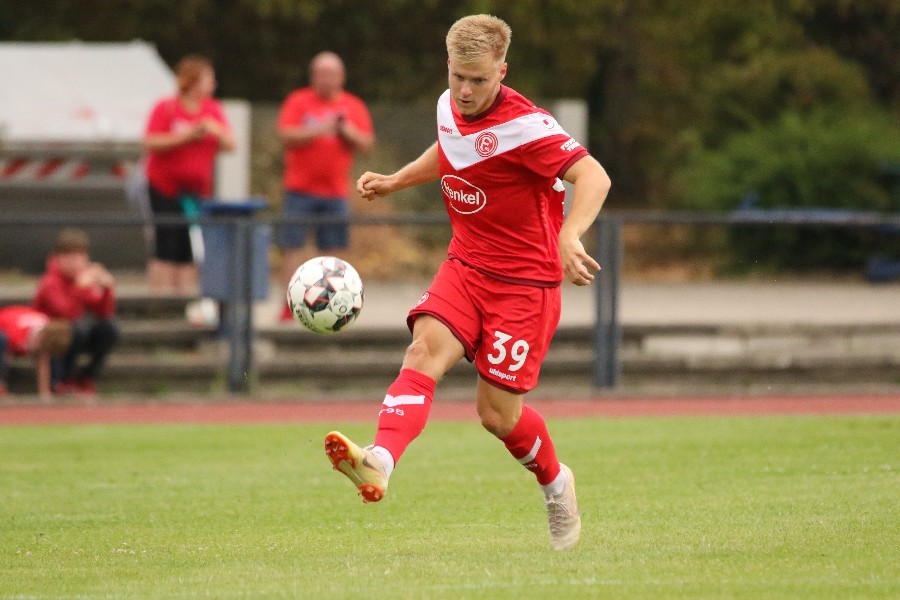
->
[0, 394, 898, 426]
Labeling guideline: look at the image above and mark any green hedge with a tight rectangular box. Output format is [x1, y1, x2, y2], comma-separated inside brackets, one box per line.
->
[674, 109, 900, 272]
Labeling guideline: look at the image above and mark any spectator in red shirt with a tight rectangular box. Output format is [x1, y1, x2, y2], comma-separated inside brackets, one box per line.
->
[0, 306, 72, 399]
[32, 229, 119, 395]
[143, 55, 235, 295]
[277, 51, 375, 321]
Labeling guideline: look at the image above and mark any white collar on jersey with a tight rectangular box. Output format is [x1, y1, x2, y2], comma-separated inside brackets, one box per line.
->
[436, 89, 570, 171]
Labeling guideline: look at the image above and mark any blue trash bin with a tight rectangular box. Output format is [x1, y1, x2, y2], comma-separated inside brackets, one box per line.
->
[200, 199, 270, 301]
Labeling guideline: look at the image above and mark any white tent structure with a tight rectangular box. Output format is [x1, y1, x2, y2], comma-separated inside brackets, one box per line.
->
[0, 41, 174, 271]
[0, 41, 251, 272]
[0, 40, 174, 149]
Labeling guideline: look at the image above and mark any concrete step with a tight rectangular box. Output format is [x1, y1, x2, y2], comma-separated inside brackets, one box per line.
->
[0, 290, 195, 320]
[118, 320, 217, 350]
[260, 322, 900, 351]
[4, 319, 899, 397]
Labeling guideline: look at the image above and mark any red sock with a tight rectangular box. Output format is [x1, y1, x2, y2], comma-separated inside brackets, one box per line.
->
[373, 368, 435, 464]
[501, 405, 561, 485]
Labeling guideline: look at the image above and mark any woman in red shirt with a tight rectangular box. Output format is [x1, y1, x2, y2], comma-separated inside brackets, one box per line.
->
[143, 55, 235, 294]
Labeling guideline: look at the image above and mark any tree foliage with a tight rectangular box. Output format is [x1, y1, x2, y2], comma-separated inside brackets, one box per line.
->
[676, 110, 900, 211]
[1, 0, 897, 215]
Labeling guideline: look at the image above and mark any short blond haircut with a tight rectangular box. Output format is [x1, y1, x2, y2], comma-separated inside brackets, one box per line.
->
[446, 14, 512, 64]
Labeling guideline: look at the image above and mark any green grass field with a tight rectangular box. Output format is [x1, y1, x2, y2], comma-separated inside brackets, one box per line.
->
[1, 414, 897, 599]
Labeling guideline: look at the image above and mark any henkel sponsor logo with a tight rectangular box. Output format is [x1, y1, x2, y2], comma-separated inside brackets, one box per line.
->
[441, 175, 487, 214]
[475, 131, 499, 157]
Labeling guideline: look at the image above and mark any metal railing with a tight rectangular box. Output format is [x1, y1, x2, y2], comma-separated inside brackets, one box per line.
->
[589, 209, 900, 388]
[2, 209, 898, 393]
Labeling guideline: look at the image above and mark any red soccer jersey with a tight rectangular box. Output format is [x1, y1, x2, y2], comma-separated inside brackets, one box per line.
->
[436, 85, 589, 286]
[144, 96, 231, 198]
[0, 306, 49, 355]
[278, 88, 373, 198]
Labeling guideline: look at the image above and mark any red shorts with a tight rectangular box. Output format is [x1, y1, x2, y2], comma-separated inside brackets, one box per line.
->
[407, 259, 561, 394]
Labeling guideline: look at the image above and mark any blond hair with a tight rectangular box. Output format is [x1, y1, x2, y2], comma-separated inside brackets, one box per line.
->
[446, 14, 512, 64]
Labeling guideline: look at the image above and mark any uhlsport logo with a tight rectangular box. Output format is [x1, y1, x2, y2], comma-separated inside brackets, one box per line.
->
[441, 175, 487, 214]
[475, 131, 499, 157]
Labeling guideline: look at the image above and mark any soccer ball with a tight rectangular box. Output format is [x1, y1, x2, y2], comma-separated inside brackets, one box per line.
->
[286, 256, 364, 334]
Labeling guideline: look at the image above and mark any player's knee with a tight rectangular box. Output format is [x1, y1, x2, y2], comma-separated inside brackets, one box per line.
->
[479, 414, 504, 437]
[477, 405, 514, 438]
[402, 338, 434, 370]
[403, 338, 427, 362]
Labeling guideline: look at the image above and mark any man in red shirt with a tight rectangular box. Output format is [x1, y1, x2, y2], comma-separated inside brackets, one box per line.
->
[32, 229, 119, 395]
[324, 15, 611, 551]
[276, 51, 375, 321]
[0, 306, 72, 399]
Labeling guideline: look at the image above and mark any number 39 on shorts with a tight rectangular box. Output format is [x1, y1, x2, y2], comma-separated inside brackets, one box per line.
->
[486, 330, 530, 372]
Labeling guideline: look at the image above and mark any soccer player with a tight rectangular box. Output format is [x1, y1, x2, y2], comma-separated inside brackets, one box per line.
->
[324, 14, 611, 551]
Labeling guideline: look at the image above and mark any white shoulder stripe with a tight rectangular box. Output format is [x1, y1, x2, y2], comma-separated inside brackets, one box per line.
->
[436, 90, 571, 171]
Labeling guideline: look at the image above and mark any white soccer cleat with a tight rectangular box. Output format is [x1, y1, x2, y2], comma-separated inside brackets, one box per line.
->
[545, 463, 581, 551]
[324, 431, 388, 503]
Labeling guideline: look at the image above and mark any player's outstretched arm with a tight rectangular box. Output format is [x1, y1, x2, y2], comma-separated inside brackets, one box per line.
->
[357, 143, 440, 201]
[560, 155, 612, 286]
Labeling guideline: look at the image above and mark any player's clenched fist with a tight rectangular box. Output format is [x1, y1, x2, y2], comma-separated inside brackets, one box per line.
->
[356, 172, 394, 200]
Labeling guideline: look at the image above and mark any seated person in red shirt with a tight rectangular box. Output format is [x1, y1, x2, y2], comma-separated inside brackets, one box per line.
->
[0, 306, 72, 399]
[31, 228, 119, 395]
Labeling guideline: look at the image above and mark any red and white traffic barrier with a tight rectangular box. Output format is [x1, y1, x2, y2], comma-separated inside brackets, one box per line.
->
[0, 157, 135, 181]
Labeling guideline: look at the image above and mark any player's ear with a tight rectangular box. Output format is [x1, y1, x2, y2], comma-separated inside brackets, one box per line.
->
[499, 62, 508, 80]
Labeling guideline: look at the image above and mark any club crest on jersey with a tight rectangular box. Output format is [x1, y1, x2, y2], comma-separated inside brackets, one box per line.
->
[441, 175, 487, 215]
[475, 131, 499, 157]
